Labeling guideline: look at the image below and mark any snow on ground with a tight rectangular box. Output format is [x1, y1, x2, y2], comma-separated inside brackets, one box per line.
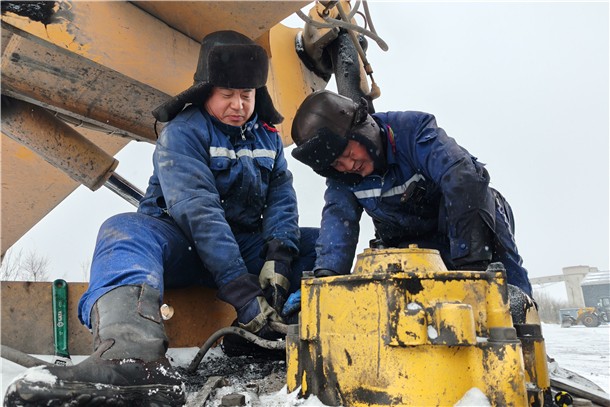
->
[1, 323, 608, 405]
[542, 323, 610, 393]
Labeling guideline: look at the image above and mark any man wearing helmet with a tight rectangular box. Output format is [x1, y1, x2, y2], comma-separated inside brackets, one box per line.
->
[5, 31, 317, 407]
[291, 90, 532, 297]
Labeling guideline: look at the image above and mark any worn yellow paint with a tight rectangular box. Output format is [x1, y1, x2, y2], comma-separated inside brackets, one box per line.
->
[288, 246, 534, 406]
[519, 326, 552, 404]
[1, 2, 311, 100]
[0, 129, 128, 255]
[1, 10, 91, 55]
[285, 330, 300, 392]
[532, 340, 550, 387]
[2, 98, 119, 190]
[13, 144, 37, 161]
[1, 2, 199, 94]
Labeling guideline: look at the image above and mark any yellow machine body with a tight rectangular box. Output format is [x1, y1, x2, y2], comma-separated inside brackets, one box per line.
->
[287, 246, 543, 406]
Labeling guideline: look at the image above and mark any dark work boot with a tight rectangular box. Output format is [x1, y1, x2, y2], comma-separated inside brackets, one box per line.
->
[4, 284, 185, 407]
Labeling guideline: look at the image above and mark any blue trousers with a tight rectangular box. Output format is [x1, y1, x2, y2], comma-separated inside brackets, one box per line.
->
[490, 190, 533, 297]
[78, 212, 319, 327]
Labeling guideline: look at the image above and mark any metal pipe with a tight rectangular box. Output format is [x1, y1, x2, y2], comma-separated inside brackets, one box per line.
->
[1, 96, 144, 206]
[106, 173, 144, 208]
[1, 345, 53, 368]
[1, 96, 118, 191]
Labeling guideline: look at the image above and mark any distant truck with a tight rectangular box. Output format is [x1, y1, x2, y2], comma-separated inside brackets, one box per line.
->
[560, 296, 610, 327]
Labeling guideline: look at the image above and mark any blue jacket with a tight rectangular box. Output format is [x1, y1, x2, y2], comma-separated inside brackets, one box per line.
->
[139, 106, 300, 287]
[315, 111, 495, 274]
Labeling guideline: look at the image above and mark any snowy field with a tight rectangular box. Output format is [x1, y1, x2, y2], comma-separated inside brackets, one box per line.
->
[1, 323, 608, 406]
[542, 323, 610, 394]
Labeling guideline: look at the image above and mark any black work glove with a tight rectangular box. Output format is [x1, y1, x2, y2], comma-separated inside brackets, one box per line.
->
[453, 214, 493, 271]
[314, 268, 339, 278]
[217, 273, 283, 339]
[259, 240, 295, 314]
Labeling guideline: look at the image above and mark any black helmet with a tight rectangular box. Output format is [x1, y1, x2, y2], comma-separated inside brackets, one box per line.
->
[291, 90, 383, 182]
[153, 30, 282, 124]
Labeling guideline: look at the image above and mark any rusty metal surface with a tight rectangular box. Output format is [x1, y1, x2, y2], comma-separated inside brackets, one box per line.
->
[1, 2, 200, 93]
[1, 98, 119, 191]
[0, 282, 235, 355]
[1, 26, 168, 143]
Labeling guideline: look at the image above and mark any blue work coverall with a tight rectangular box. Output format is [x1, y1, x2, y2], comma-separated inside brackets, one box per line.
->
[314, 111, 532, 296]
[79, 106, 318, 327]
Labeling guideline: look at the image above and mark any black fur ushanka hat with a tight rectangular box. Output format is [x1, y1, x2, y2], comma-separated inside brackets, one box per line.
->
[152, 30, 282, 124]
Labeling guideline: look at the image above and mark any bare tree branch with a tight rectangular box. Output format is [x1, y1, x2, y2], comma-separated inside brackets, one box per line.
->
[1, 248, 51, 281]
[80, 259, 91, 282]
[0, 248, 24, 281]
[21, 250, 50, 282]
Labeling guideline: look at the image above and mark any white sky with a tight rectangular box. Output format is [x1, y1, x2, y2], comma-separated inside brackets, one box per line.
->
[6, 2, 609, 300]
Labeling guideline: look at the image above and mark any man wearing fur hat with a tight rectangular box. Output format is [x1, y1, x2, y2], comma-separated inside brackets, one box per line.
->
[290, 90, 533, 298]
[5, 31, 317, 407]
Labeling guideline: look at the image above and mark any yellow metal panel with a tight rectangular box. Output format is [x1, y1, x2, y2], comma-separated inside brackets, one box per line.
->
[290, 247, 531, 406]
[268, 23, 328, 144]
[391, 304, 427, 346]
[1, 1, 200, 95]
[433, 302, 477, 345]
[132, 1, 311, 45]
[285, 326, 301, 391]
[0, 129, 129, 255]
[353, 245, 449, 274]
[1, 1, 313, 114]
[518, 326, 551, 397]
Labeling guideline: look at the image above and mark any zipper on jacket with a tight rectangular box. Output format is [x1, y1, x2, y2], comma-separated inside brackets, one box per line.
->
[240, 125, 246, 141]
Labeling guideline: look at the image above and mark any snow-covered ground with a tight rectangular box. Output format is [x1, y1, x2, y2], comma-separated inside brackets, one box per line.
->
[2, 323, 608, 406]
[542, 323, 610, 394]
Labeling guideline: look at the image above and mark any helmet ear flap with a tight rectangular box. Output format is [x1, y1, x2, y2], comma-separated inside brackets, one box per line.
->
[354, 97, 370, 125]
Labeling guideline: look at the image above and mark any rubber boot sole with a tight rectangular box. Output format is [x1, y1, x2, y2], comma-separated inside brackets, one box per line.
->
[4, 379, 186, 407]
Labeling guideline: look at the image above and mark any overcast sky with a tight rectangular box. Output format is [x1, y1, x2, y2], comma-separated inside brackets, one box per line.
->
[7, 2, 609, 300]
